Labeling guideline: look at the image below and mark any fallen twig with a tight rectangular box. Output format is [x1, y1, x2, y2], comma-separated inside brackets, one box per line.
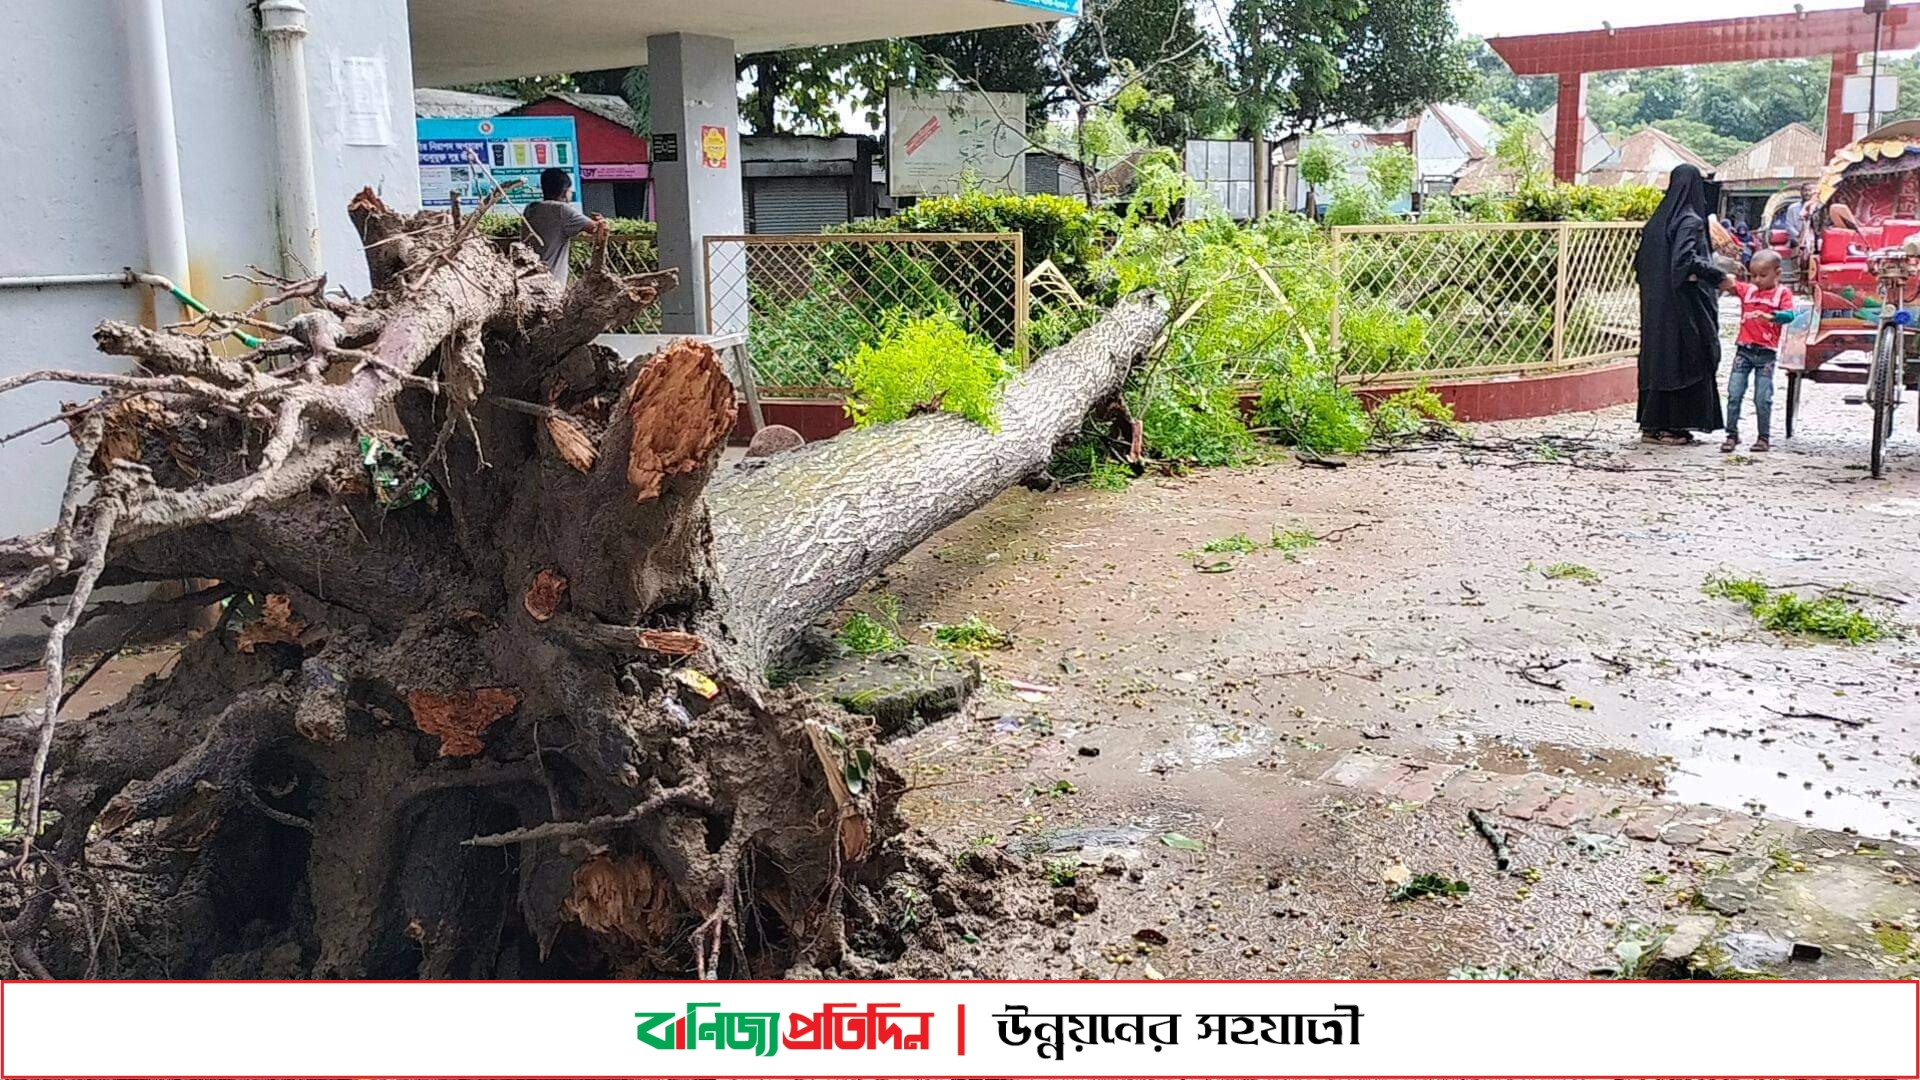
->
[1511, 658, 1571, 691]
[1761, 706, 1869, 728]
[1467, 808, 1511, 871]
[1772, 582, 1909, 606]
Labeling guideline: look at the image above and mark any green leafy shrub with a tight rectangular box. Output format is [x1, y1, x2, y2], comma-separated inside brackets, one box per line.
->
[747, 291, 880, 387]
[1339, 303, 1430, 374]
[849, 191, 1115, 296]
[1139, 385, 1254, 466]
[1505, 177, 1662, 223]
[1254, 356, 1369, 454]
[838, 313, 1012, 430]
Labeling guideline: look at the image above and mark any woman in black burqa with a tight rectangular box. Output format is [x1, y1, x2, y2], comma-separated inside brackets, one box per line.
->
[1635, 164, 1727, 444]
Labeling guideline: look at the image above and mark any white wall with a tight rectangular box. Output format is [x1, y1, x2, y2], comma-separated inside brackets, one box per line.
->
[0, 1, 420, 537]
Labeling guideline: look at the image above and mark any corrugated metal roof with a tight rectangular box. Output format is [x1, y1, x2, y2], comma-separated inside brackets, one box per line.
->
[1713, 123, 1824, 184]
[1585, 128, 1712, 188]
[414, 87, 518, 118]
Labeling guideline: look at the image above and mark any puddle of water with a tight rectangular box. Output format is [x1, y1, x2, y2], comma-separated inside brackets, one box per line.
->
[1139, 717, 1274, 773]
[1870, 498, 1920, 518]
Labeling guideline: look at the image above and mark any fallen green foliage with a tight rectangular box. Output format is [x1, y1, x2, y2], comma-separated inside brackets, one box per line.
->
[837, 594, 907, 655]
[1703, 574, 1889, 644]
[1542, 563, 1602, 584]
[1139, 386, 1254, 467]
[837, 613, 903, 655]
[1198, 533, 1261, 555]
[931, 616, 1012, 652]
[839, 312, 1012, 431]
[1254, 356, 1369, 454]
[1388, 873, 1470, 902]
[1369, 385, 1459, 439]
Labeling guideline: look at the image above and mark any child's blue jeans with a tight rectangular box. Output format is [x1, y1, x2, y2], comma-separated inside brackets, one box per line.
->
[1726, 344, 1776, 441]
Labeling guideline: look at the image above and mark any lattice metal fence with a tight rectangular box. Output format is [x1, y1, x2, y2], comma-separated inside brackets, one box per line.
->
[704, 233, 1025, 394]
[1330, 221, 1642, 381]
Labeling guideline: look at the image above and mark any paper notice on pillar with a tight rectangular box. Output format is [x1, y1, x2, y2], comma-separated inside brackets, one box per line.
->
[338, 55, 393, 146]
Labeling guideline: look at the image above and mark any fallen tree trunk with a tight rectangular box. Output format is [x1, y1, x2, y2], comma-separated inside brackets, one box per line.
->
[0, 191, 1166, 980]
[707, 294, 1166, 668]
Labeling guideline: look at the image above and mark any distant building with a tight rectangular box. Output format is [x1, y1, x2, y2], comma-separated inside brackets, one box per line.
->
[1714, 122, 1825, 226]
[506, 93, 653, 220]
[1537, 104, 1616, 175]
[1584, 128, 1711, 189]
[743, 135, 880, 233]
[413, 89, 654, 219]
[1274, 130, 1417, 215]
[1276, 102, 1617, 210]
[1025, 151, 1090, 199]
[413, 87, 520, 119]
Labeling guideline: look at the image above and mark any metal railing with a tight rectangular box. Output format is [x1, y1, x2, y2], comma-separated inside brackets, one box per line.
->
[1329, 220, 1642, 382]
[703, 232, 1025, 394]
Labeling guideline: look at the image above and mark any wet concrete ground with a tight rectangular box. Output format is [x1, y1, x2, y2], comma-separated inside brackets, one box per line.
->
[868, 378, 1920, 978]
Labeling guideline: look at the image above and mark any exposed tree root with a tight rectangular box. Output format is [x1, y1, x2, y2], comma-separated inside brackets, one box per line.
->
[0, 189, 1166, 979]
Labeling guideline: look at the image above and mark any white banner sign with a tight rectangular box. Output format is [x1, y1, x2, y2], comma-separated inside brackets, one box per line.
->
[887, 87, 1028, 197]
[2, 979, 1914, 1078]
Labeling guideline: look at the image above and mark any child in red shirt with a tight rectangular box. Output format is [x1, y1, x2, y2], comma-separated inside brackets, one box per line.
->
[1718, 249, 1795, 452]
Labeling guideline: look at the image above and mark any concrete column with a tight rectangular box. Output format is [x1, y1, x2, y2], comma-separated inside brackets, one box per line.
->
[1553, 72, 1587, 184]
[1827, 52, 1860, 164]
[648, 32, 744, 333]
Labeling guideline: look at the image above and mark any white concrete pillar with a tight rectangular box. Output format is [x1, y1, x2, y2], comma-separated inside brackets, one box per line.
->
[648, 32, 744, 333]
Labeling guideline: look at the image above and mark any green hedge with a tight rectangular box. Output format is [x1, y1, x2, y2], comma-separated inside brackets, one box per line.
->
[845, 191, 1116, 297]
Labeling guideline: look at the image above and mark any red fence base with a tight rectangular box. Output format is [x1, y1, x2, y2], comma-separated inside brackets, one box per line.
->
[730, 360, 1640, 445]
[1350, 360, 1638, 423]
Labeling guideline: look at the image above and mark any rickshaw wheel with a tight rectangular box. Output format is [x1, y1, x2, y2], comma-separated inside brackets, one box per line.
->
[1870, 324, 1900, 478]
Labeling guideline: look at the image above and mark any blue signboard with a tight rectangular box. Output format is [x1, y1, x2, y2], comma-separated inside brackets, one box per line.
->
[1005, 0, 1080, 13]
[416, 116, 581, 210]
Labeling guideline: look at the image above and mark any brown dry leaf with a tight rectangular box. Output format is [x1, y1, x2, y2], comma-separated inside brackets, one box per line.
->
[522, 569, 569, 622]
[564, 853, 675, 942]
[545, 415, 598, 472]
[408, 687, 519, 757]
[236, 594, 305, 653]
[637, 628, 702, 656]
[624, 340, 736, 502]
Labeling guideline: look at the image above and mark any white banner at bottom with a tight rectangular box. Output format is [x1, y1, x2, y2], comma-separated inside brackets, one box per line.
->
[2, 979, 1915, 1079]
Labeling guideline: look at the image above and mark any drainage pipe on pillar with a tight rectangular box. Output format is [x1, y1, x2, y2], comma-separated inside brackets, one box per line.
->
[259, 0, 323, 279]
[122, 0, 193, 317]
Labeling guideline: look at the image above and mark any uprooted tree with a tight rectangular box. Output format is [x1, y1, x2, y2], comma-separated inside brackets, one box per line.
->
[0, 188, 1166, 979]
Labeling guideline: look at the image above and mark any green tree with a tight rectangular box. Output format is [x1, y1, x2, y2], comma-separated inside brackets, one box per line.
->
[1461, 36, 1556, 125]
[1219, 0, 1469, 137]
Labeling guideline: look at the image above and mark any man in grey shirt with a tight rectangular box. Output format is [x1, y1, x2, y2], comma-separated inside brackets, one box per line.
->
[522, 166, 605, 286]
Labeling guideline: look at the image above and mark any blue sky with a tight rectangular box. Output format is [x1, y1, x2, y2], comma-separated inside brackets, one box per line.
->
[1452, 0, 1866, 37]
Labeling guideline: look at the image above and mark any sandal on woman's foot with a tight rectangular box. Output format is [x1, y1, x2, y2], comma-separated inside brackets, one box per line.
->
[1720, 436, 1737, 453]
[1657, 432, 1693, 446]
[1751, 438, 1771, 453]
[1640, 431, 1663, 444]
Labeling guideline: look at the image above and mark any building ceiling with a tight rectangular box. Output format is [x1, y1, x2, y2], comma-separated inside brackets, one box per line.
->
[409, 0, 1068, 85]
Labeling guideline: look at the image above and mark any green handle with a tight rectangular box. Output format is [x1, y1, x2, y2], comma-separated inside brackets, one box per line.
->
[166, 283, 263, 349]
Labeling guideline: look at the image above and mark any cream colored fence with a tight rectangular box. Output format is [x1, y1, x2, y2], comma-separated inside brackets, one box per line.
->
[703, 233, 1025, 393]
[1329, 221, 1642, 382]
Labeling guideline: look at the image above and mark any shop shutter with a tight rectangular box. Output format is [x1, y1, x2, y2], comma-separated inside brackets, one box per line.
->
[750, 178, 850, 234]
